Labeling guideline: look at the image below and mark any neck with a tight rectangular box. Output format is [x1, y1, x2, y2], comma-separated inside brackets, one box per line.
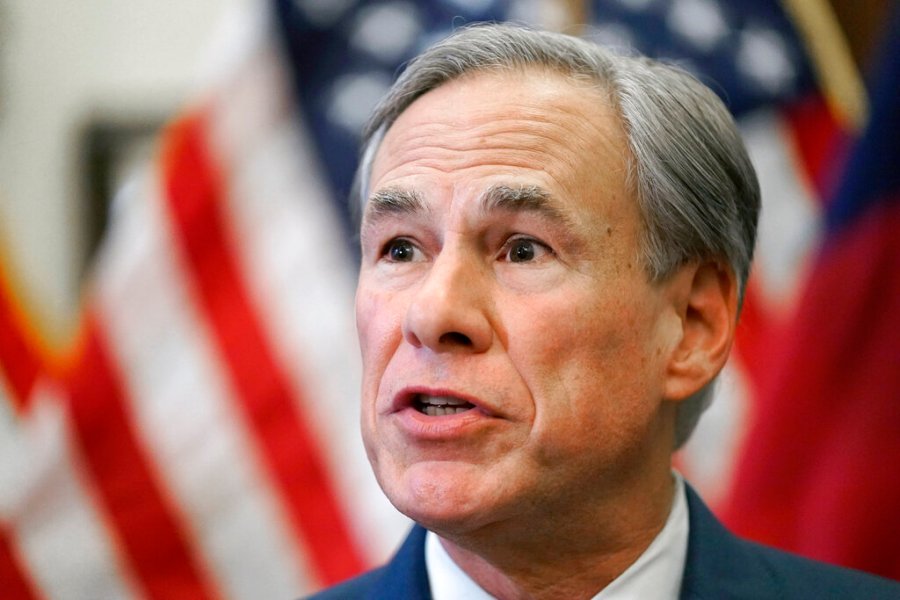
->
[437, 473, 677, 600]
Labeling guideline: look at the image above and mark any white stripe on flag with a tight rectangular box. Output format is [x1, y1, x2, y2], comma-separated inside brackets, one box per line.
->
[93, 172, 312, 599]
[0, 381, 139, 599]
[741, 109, 822, 311]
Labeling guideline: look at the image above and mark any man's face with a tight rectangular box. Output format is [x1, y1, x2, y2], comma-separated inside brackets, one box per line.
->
[356, 70, 683, 537]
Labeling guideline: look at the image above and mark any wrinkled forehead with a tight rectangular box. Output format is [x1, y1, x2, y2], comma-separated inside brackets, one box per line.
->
[358, 69, 640, 245]
[356, 66, 620, 210]
[374, 69, 625, 182]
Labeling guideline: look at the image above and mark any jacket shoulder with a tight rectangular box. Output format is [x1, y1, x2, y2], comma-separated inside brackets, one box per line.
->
[303, 567, 387, 600]
[740, 538, 900, 600]
[302, 525, 431, 600]
[682, 484, 900, 599]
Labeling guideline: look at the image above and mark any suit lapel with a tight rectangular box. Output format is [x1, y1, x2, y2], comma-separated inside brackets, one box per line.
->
[680, 485, 780, 599]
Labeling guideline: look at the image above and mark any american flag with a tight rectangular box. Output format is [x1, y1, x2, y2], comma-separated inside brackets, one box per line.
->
[1, 0, 893, 598]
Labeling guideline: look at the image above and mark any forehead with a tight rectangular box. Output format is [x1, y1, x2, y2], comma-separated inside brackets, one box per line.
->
[367, 68, 635, 224]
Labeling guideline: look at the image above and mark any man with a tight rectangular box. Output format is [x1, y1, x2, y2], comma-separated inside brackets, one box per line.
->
[310, 23, 899, 600]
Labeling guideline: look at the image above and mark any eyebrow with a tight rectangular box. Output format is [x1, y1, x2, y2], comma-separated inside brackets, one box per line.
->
[362, 183, 571, 227]
[479, 184, 569, 223]
[364, 187, 426, 222]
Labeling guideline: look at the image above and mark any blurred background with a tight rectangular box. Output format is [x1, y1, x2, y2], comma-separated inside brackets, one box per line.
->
[1, 0, 897, 598]
[0, 0, 240, 339]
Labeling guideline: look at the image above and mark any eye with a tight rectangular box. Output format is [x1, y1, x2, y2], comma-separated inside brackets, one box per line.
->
[383, 238, 421, 262]
[503, 237, 552, 263]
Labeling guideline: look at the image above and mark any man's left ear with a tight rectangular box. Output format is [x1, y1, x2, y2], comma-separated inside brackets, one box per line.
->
[663, 260, 739, 402]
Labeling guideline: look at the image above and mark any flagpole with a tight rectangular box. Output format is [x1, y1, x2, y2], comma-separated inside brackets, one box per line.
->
[559, 0, 589, 31]
[780, 0, 869, 131]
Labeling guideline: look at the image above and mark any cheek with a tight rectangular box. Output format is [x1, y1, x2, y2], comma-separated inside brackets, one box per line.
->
[514, 290, 665, 451]
[513, 292, 638, 374]
[356, 289, 399, 460]
[356, 286, 403, 367]
[356, 286, 407, 441]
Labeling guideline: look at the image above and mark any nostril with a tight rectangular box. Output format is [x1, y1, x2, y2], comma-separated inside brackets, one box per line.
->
[438, 331, 472, 346]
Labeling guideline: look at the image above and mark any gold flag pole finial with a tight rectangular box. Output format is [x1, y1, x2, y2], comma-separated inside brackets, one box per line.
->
[781, 0, 869, 132]
[540, 0, 590, 34]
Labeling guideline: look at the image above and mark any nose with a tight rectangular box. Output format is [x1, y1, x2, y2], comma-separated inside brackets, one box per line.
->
[403, 248, 493, 353]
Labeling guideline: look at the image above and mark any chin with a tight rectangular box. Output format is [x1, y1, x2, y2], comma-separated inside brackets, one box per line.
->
[380, 461, 500, 534]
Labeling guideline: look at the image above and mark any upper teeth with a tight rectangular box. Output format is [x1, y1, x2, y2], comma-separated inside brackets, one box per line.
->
[416, 395, 473, 416]
[420, 395, 468, 407]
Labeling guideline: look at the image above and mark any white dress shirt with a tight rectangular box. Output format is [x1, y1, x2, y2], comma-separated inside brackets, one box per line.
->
[426, 474, 689, 600]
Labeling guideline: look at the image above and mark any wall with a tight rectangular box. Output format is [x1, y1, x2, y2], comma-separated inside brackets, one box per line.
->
[0, 0, 245, 342]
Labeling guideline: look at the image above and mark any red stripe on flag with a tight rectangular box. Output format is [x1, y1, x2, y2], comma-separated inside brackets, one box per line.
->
[0, 268, 44, 411]
[161, 112, 366, 585]
[0, 524, 42, 600]
[783, 94, 849, 204]
[64, 312, 220, 599]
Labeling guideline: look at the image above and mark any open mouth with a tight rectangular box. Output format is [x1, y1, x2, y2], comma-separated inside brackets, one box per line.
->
[413, 394, 476, 416]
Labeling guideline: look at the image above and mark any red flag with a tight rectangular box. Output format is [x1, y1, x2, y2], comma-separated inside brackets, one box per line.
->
[721, 10, 900, 580]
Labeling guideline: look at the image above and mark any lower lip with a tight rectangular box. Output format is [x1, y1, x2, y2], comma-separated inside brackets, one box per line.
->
[393, 406, 497, 440]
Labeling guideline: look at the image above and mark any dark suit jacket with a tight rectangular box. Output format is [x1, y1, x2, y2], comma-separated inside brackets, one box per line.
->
[307, 486, 900, 599]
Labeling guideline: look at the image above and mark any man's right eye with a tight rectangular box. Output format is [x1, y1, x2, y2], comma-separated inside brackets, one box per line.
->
[383, 238, 419, 262]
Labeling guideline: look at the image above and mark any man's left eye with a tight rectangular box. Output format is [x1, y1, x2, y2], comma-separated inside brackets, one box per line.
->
[504, 238, 551, 263]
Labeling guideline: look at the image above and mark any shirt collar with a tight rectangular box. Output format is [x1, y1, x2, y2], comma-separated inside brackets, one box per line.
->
[425, 474, 689, 600]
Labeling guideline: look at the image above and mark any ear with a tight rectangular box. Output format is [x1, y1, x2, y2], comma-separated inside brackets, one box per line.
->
[663, 260, 739, 402]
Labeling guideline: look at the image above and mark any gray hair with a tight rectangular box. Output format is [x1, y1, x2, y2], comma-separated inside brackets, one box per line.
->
[353, 23, 760, 448]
